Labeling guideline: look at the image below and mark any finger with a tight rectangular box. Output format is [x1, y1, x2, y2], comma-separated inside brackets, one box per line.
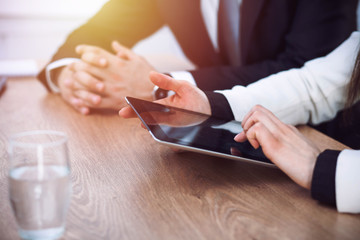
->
[242, 107, 279, 135]
[112, 41, 133, 60]
[58, 75, 91, 115]
[76, 44, 110, 56]
[243, 121, 295, 169]
[73, 71, 105, 93]
[241, 105, 263, 128]
[63, 95, 90, 115]
[68, 61, 106, 80]
[63, 77, 75, 89]
[73, 89, 102, 106]
[256, 105, 290, 128]
[244, 123, 262, 149]
[63, 74, 95, 93]
[234, 131, 247, 142]
[149, 71, 185, 95]
[245, 121, 277, 154]
[118, 106, 137, 118]
[140, 122, 147, 129]
[242, 105, 284, 129]
[81, 52, 108, 68]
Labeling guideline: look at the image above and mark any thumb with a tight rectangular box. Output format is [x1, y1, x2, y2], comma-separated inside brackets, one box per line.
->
[118, 106, 137, 118]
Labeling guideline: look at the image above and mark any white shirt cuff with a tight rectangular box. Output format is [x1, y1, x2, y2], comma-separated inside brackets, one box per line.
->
[45, 58, 80, 93]
[336, 149, 360, 213]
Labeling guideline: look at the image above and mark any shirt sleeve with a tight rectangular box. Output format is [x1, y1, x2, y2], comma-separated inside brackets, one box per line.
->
[216, 32, 359, 125]
[204, 91, 234, 120]
[311, 149, 360, 213]
[335, 149, 360, 213]
[311, 150, 339, 207]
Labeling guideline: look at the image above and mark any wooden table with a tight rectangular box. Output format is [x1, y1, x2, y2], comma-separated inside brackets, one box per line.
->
[0, 77, 359, 240]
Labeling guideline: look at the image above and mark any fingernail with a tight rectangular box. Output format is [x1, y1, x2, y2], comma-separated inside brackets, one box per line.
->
[92, 96, 101, 104]
[80, 107, 89, 115]
[99, 58, 107, 66]
[234, 134, 241, 141]
[96, 83, 104, 91]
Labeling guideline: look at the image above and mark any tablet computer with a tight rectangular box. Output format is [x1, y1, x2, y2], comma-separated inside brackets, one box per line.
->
[125, 97, 273, 167]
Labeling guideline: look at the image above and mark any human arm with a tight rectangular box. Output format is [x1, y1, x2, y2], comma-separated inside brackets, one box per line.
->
[215, 32, 359, 125]
[37, 0, 164, 91]
[61, 42, 157, 112]
[189, 0, 358, 90]
[234, 105, 360, 213]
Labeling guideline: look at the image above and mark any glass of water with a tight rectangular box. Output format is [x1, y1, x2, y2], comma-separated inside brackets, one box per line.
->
[8, 130, 71, 240]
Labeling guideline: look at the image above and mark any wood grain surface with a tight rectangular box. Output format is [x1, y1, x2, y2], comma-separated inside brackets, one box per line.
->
[0, 78, 359, 240]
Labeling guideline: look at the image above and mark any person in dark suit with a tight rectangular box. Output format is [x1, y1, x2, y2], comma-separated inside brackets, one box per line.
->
[37, 0, 357, 114]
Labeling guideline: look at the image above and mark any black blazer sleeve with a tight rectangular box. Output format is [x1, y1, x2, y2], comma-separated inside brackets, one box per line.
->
[37, 0, 164, 89]
[191, 0, 358, 91]
[311, 150, 340, 207]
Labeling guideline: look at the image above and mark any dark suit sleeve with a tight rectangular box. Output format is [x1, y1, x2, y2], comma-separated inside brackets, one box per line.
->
[204, 91, 234, 120]
[37, 0, 164, 89]
[311, 150, 340, 207]
[191, 0, 358, 90]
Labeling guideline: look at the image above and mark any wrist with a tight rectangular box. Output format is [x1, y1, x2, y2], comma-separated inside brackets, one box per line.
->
[45, 58, 79, 93]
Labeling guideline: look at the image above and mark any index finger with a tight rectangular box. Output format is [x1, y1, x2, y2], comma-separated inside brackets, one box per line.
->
[149, 71, 187, 96]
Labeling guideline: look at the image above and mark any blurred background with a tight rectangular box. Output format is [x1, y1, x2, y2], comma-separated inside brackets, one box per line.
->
[0, 0, 359, 61]
[0, 0, 186, 61]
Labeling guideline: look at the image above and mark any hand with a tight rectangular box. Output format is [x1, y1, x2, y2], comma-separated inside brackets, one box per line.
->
[71, 42, 156, 110]
[57, 66, 97, 115]
[56, 42, 156, 113]
[119, 71, 211, 118]
[234, 105, 321, 189]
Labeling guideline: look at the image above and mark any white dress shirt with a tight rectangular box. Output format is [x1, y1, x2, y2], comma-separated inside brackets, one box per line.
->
[218, 32, 359, 126]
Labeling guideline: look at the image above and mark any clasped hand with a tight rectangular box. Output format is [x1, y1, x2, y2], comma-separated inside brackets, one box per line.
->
[57, 41, 155, 114]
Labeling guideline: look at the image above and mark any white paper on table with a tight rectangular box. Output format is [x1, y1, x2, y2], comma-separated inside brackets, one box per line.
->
[0, 59, 39, 77]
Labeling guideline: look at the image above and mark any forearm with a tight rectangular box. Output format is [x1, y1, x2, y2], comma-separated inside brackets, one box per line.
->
[38, 0, 164, 89]
[191, 0, 357, 91]
[217, 32, 359, 125]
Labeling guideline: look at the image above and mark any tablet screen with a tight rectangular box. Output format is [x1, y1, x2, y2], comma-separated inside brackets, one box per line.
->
[126, 97, 272, 166]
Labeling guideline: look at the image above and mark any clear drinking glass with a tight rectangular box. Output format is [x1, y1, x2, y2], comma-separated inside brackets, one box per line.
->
[8, 130, 71, 240]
